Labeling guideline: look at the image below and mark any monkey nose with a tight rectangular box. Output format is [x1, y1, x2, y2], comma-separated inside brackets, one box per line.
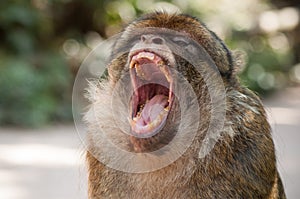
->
[141, 35, 165, 45]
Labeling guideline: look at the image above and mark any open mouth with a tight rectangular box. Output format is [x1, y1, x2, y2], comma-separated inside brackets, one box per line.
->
[129, 51, 174, 137]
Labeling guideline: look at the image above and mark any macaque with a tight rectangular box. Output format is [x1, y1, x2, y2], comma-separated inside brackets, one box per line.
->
[84, 12, 286, 198]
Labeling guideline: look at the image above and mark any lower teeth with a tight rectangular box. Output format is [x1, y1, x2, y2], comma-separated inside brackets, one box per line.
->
[136, 104, 145, 118]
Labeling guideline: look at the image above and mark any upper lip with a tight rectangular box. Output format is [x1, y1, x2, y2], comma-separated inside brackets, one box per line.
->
[129, 49, 171, 67]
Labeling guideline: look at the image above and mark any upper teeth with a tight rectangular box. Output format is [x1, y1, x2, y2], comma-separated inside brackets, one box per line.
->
[130, 52, 156, 68]
[136, 52, 155, 60]
[130, 51, 172, 83]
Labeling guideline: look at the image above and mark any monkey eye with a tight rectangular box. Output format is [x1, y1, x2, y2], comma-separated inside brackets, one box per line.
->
[172, 37, 189, 46]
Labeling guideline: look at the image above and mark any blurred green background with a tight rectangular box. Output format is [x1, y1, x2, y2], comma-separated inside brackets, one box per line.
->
[0, 0, 299, 127]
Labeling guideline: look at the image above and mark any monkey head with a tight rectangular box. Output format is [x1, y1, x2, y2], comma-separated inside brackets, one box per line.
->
[105, 12, 232, 152]
[83, 12, 232, 171]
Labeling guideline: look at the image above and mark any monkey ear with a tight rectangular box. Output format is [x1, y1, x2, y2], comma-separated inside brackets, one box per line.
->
[231, 50, 247, 75]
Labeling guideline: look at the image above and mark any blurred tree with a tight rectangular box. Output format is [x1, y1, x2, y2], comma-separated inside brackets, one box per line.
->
[270, 0, 300, 64]
[0, 1, 73, 126]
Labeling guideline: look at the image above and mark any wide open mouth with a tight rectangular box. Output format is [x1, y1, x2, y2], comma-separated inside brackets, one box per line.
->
[129, 51, 174, 137]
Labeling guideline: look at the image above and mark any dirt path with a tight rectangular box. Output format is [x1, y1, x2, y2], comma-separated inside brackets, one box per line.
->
[0, 125, 87, 199]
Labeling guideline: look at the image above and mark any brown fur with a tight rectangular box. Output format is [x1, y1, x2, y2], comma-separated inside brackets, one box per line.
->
[85, 12, 286, 198]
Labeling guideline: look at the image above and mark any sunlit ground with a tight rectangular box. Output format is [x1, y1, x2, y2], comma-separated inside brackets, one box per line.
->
[0, 87, 299, 199]
[264, 87, 300, 199]
[0, 126, 87, 199]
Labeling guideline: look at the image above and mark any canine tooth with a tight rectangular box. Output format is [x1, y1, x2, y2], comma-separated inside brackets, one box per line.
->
[135, 66, 142, 75]
[160, 66, 171, 82]
[165, 75, 171, 82]
[158, 60, 164, 66]
[130, 62, 138, 68]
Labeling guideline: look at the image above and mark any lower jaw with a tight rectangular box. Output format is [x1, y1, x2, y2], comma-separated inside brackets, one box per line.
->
[130, 113, 169, 138]
[129, 107, 180, 153]
[129, 129, 174, 153]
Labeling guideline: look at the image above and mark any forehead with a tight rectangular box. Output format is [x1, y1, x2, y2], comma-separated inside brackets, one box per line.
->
[128, 13, 201, 34]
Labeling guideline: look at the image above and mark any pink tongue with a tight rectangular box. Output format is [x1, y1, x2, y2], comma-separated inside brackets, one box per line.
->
[136, 95, 168, 125]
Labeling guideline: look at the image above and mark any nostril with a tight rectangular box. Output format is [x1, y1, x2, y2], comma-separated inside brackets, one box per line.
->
[141, 35, 164, 44]
[152, 37, 163, 45]
[141, 35, 146, 42]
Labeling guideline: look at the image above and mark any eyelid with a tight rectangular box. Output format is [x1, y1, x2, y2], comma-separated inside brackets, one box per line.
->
[173, 37, 189, 45]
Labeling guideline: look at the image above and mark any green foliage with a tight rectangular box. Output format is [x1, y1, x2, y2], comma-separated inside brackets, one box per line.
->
[0, 53, 72, 127]
[0, 1, 72, 127]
